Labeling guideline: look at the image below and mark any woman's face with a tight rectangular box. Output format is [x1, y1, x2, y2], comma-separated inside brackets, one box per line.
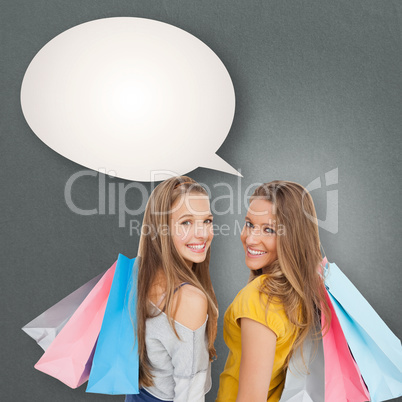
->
[171, 192, 214, 267]
[241, 199, 278, 273]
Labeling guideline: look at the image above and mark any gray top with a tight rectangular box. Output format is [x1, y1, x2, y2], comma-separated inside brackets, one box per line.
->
[143, 303, 211, 402]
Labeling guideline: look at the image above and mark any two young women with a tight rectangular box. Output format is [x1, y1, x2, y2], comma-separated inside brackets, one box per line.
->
[126, 176, 330, 402]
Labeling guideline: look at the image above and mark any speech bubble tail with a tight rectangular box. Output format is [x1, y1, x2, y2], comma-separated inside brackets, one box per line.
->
[200, 154, 243, 177]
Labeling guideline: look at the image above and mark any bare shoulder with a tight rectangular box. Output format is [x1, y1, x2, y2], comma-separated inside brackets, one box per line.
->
[173, 284, 208, 330]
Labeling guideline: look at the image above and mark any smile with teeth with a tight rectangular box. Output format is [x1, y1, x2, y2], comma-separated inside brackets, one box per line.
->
[247, 247, 267, 256]
[187, 242, 206, 252]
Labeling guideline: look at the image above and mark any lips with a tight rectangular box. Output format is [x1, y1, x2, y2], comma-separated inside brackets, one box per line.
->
[246, 247, 267, 258]
[186, 242, 206, 253]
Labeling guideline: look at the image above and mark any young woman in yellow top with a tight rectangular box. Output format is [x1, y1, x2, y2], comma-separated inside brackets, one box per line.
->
[216, 180, 331, 402]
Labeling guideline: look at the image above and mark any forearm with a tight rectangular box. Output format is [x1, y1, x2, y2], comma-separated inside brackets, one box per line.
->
[236, 388, 268, 402]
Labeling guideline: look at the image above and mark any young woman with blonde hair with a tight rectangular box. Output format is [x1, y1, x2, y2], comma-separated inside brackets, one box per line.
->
[216, 180, 331, 402]
[126, 176, 218, 402]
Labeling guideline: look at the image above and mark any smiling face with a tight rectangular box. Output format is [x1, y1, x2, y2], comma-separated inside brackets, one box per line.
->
[170, 192, 214, 267]
[241, 199, 278, 273]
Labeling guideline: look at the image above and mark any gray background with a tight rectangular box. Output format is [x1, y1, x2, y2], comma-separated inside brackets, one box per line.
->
[1, 0, 401, 401]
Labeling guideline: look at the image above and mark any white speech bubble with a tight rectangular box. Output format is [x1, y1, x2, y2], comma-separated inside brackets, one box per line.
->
[21, 17, 239, 182]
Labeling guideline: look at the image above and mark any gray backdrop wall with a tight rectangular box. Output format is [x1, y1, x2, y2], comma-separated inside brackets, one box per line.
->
[1, 1, 401, 401]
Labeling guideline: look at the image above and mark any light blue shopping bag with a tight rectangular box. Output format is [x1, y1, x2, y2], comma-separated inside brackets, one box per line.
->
[325, 262, 402, 402]
[86, 254, 139, 395]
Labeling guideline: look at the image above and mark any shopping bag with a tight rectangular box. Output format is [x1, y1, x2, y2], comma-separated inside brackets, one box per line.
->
[325, 262, 402, 402]
[86, 254, 139, 395]
[22, 272, 104, 351]
[279, 331, 325, 402]
[321, 290, 370, 401]
[34, 260, 117, 388]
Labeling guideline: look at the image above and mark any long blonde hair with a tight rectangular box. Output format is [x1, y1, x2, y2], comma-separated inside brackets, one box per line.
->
[249, 180, 331, 369]
[135, 176, 218, 387]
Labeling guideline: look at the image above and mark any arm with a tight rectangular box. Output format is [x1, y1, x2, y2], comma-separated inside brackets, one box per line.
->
[171, 286, 210, 402]
[173, 285, 208, 330]
[236, 318, 277, 402]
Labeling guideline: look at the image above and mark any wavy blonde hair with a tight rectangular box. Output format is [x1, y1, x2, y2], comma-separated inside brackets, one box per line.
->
[135, 176, 218, 387]
[249, 180, 331, 369]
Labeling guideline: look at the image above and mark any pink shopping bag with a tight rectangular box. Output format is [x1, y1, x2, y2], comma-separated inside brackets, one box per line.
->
[34, 260, 117, 388]
[322, 290, 370, 401]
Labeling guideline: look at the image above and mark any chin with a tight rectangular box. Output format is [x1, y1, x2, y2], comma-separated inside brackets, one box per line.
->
[250, 264, 263, 269]
[185, 254, 206, 265]
[245, 261, 263, 271]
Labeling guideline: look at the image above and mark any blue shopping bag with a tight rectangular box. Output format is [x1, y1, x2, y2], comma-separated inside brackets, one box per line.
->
[86, 254, 139, 395]
[325, 262, 402, 402]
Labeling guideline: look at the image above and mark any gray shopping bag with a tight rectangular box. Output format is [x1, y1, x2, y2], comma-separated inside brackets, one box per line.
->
[22, 272, 104, 350]
[279, 332, 325, 402]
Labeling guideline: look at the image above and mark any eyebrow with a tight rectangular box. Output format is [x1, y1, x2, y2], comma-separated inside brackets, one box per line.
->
[179, 213, 213, 220]
[245, 216, 275, 227]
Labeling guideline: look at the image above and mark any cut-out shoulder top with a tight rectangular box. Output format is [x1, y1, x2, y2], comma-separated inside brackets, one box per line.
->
[143, 285, 211, 402]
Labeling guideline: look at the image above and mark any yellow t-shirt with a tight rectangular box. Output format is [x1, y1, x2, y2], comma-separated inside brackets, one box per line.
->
[216, 275, 298, 402]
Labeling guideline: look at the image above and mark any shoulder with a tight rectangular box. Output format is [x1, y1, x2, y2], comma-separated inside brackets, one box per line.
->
[173, 284, 208, 331]
[236, 274, 282, 306]
[234, 274, 267, 305]
[231, 275, 286, 337]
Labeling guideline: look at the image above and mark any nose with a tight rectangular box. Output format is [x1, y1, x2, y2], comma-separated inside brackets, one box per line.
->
[246, 229, 260, 246]
[194, 222, 208, 239]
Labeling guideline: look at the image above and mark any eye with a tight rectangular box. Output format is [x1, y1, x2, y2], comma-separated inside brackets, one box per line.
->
[245, 221, 253, 228]
[264, 227, 276, 234]
[204, 218, 213, 224]
[181, 220, 191, 226]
